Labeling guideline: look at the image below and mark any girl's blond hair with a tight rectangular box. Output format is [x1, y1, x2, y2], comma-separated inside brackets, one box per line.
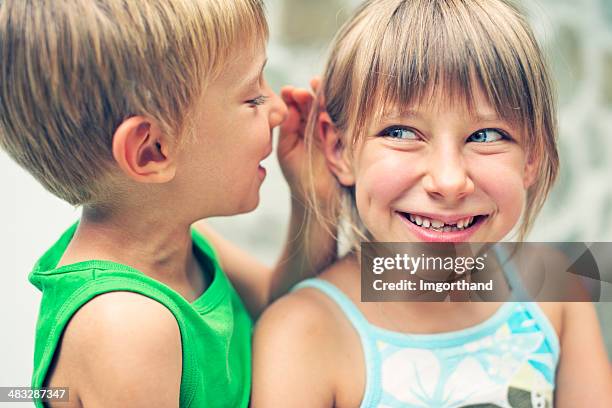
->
[307, 0, 559, 248]
[0, 0, 267, 205]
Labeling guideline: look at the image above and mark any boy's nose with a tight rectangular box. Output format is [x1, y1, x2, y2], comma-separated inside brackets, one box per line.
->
[422, 146, 475, 202]
[268, 90, 288, 128]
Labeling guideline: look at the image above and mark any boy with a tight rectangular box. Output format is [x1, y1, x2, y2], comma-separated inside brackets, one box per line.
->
[0, 1, 333, 407]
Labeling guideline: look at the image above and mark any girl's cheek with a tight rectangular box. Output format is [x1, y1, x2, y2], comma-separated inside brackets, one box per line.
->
[470, 155, 527, 218]
[356, 151, 421, 205]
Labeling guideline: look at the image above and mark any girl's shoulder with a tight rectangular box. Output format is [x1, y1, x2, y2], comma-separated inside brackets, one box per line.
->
[252, 258, 364, 406]
[254, 256, 366, 373]
[536, 302, 564, 338]
[258, 256, 361, 339]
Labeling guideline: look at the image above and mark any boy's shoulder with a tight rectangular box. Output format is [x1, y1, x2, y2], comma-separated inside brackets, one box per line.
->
[45, 292, 181, 407]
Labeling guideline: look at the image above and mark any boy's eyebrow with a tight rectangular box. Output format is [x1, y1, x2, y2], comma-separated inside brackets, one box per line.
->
[242, 58, 268, 90]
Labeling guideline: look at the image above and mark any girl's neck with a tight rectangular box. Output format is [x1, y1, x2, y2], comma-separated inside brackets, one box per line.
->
[335, 253, 507, 335]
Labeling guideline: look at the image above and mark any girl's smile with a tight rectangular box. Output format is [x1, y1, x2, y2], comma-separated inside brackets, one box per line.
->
[396, 211, 489, 242]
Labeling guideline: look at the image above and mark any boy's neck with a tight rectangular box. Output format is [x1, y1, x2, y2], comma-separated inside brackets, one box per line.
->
[57, 208, 208, 302]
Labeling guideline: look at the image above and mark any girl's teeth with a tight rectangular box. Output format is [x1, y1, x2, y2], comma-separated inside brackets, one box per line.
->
[406, 214, 480, 231]
[431, 220, 444, 228]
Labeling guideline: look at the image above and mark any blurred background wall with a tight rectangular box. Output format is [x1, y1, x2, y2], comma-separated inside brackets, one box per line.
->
[1, 0, 611, 393]
[209, 0, 612, 354]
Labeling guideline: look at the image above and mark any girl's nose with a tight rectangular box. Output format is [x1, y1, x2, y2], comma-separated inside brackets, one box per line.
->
[422, 145, 475, 203]
[268, 88, 288, 128]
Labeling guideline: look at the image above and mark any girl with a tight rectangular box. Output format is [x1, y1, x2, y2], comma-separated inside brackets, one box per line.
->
[252, 0, 612, 407]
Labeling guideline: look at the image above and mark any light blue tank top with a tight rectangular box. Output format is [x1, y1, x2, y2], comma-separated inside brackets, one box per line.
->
[293, 278, 559, 408]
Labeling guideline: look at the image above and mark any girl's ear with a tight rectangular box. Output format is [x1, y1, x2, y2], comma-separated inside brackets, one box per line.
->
[523, 154, 538, 189]
[318, 111, 355, 186]
[112, 116, 177, 183]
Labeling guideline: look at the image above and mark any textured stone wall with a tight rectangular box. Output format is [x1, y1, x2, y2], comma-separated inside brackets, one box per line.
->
[527, 0, 612, 242]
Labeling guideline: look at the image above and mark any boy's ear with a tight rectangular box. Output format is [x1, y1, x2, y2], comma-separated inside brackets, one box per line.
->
[318, 111, 355, 186]
[112, 116, 176, 183]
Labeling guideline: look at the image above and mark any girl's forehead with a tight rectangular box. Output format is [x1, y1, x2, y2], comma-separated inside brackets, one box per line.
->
[379, 83, 502, 122]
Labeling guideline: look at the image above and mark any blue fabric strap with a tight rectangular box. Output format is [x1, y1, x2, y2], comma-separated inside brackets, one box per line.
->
[292, 278, 371, 333]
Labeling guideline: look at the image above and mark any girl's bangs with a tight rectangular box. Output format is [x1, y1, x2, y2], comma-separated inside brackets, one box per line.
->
[351, 0, 546, 148]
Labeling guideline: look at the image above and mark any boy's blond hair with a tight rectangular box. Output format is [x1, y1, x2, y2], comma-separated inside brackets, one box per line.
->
[0, 0, 267, 206]
[307, 0, 559, 247]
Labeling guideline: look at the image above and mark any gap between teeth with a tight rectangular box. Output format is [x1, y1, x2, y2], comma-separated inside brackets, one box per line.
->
[408, 214, 475, 231]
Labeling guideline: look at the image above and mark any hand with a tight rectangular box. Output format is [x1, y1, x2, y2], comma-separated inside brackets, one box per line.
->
[277, 78, 336, 210]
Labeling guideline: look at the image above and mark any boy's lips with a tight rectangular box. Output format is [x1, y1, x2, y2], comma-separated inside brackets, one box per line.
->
[257, 164, 267, 180]
[396, 211, 489, 242]
[257, 145, 274, 180]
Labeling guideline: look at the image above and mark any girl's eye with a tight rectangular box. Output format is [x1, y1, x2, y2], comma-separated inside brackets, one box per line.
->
[467, 128, 507, 143]
[378, 126, 418, 140]
[246, 95, 268, 107]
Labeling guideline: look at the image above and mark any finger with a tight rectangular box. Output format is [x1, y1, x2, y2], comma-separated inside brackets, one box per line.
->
[308, 77, 326, 110]
[280, 86, 296, 105]
[291, 88, 314, 117]
[279, 104, 301, 134]
[310, 76, 321, 93]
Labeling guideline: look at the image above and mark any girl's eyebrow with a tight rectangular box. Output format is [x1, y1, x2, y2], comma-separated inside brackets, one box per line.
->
[382, 108, 420, 120]
[468, 111, 504, 122]
[384, 108, 504, 123]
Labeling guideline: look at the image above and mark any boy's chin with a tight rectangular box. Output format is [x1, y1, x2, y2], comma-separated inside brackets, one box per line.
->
[229, 194, 261, 216]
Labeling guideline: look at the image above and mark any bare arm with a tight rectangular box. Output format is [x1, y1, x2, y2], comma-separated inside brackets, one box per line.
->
[46, 292, 182, 408]
[194, 81, 336, 318]
[555, 302, 612, 407]
[251, 291, 338, 407]
[194, 200, 334, 318]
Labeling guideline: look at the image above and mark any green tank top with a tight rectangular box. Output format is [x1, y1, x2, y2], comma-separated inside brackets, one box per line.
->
[29, 222, 253, 408]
